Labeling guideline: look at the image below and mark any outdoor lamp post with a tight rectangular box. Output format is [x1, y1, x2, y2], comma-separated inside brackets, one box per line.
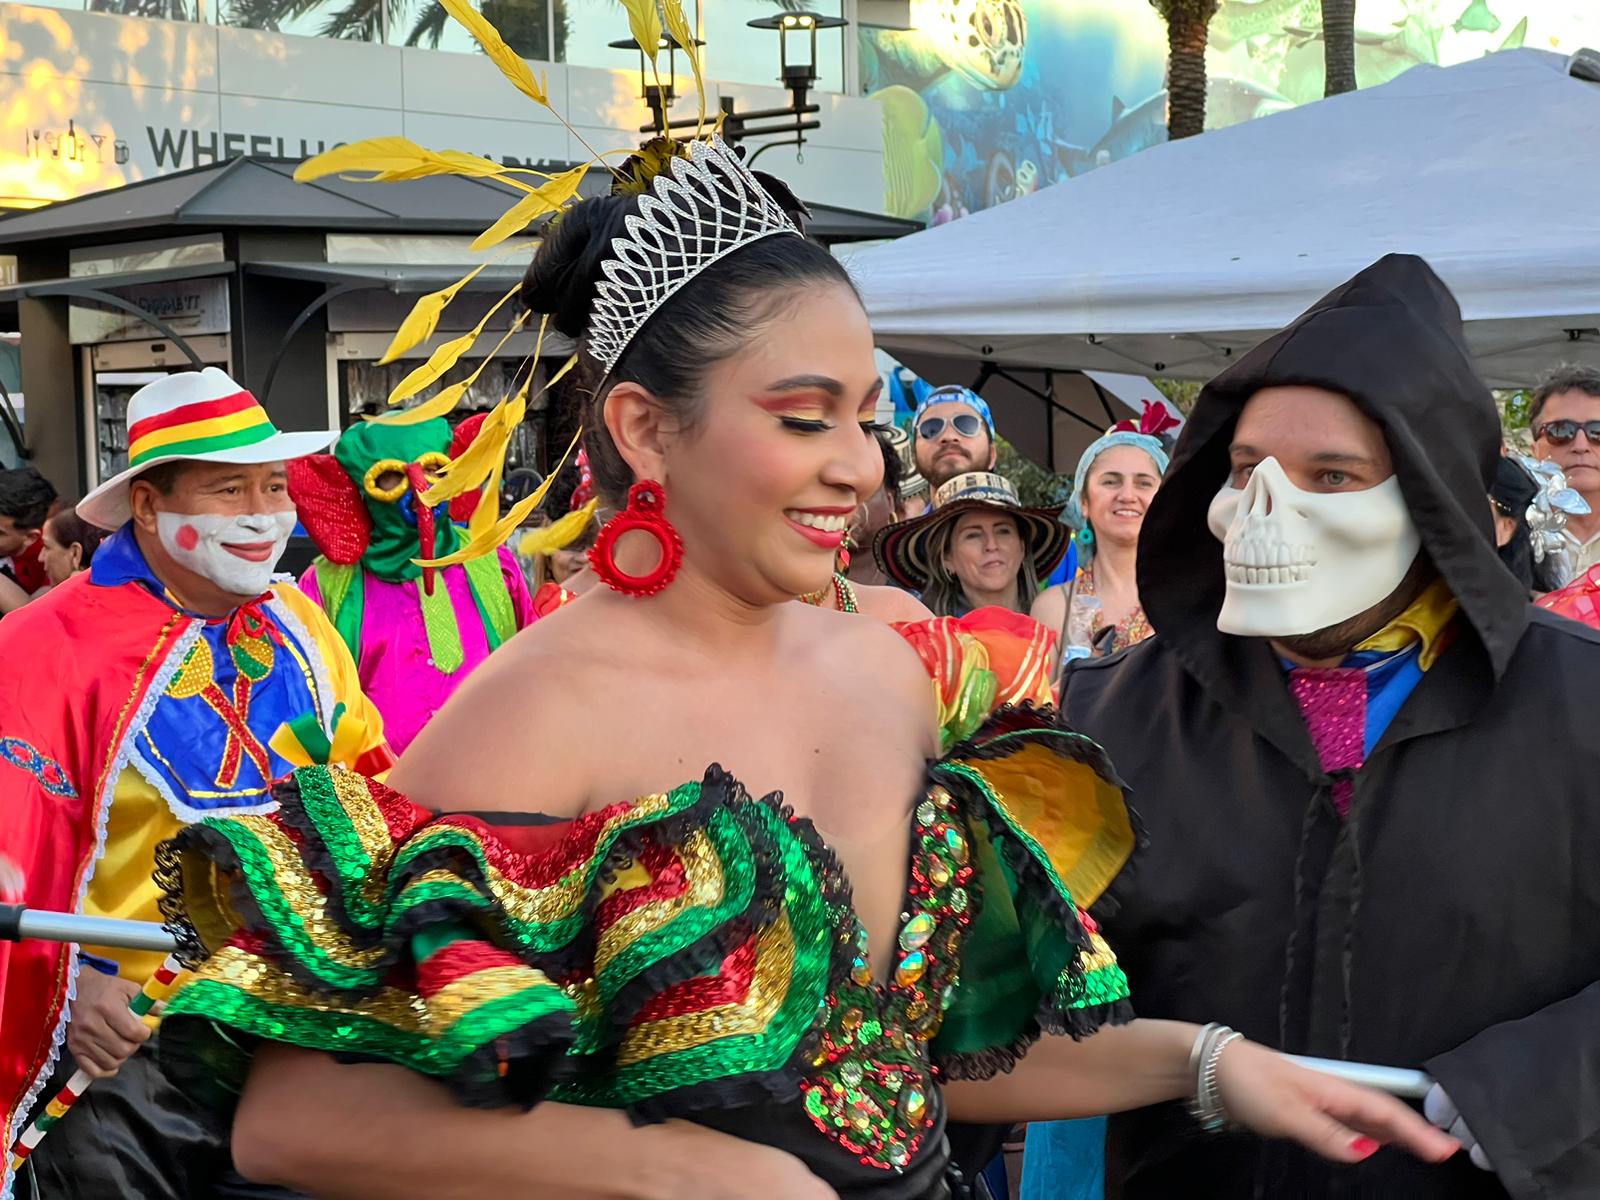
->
[617, 10, 848, 163]
[608, 34, 706, 134]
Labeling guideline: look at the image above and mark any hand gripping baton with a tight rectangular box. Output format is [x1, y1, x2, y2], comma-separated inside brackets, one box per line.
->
[1, 905, 183, 1170]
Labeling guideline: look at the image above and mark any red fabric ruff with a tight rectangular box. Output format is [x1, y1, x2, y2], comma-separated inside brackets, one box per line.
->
[415, 937, 528, 999]
[286, 455, 372, 566]
[231, 929, 272, 957]
[634, 936, 759, 1022]
[356, 775, 436, 843]
[429, 800, 639, 889]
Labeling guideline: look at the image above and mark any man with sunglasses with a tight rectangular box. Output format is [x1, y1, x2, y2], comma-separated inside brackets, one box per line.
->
[913, 385, 998, 490]
[1530, 364, 1600, 573]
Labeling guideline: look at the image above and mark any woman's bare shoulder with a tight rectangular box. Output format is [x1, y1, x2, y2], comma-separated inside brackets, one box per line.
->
[814, 605, 937, 717]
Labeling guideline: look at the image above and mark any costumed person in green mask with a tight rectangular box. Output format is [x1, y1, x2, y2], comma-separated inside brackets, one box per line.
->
[288, 414, 566, 753]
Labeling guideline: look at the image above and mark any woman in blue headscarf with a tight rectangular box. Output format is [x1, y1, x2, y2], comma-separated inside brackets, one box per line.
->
[1031, 424, 1170, 665]
[1019, 414, 1171, 1200]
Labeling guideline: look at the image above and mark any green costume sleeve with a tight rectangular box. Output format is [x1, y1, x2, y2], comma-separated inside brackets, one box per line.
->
[930, 724, 1137, 1078]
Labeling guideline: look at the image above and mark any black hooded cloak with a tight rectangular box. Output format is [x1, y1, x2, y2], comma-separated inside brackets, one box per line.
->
[1064, 255, 1600, 1198]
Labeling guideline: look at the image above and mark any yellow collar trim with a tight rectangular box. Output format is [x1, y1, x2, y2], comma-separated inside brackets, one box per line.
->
[1354, 578, 1459, 670]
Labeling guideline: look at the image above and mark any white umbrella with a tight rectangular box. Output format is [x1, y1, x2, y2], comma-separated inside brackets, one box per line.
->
[848, 49, 1600, 388]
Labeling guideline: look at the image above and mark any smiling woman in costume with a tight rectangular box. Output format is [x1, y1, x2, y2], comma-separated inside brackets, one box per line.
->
[149, 19, 1456, 1199]
[1033, 419, 1170, 666]
[875, 472, 1066, 619]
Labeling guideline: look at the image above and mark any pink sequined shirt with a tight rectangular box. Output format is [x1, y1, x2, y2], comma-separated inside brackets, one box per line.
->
[300, 547, 536, 755]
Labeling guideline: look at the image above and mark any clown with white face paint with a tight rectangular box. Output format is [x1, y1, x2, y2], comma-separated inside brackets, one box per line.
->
[1064, 255, 1600, 1199]
[0, 368, 394, 1198]
[155, 509, 298, 597]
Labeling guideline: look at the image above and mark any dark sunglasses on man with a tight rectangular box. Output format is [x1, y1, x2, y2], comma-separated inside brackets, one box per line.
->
[918, 413, 986, 440]
[1535, 419, 1600, 446]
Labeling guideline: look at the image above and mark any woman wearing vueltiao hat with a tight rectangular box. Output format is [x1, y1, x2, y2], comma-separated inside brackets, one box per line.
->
[874, 470, 1070, 619]
[142, 8, 1460, 1197]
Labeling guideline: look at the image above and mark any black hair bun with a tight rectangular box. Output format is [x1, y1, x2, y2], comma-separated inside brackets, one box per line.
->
[519, 194, 632, 340]
[750, 168, 811, 235]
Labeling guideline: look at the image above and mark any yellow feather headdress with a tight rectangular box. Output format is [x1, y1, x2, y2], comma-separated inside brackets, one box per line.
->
[293, 0, 719, 568]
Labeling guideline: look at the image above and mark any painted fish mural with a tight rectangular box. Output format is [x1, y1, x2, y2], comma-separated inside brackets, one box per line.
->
[1057, 76, 1294, 176]
[866, 0, 1598, 223]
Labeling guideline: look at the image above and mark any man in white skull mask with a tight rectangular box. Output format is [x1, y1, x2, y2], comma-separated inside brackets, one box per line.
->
[0, 368, 393, 1200]
[1062, 256, 1600, 1200]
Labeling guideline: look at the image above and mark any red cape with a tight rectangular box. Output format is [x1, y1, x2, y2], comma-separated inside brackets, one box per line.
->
[0, 574, 189, 1182]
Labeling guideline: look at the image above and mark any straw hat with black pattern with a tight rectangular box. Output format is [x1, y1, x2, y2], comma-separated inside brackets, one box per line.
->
[873, 470, 1069, 592]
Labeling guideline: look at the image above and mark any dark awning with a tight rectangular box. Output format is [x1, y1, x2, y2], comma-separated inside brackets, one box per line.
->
[0, 261, 235, 303]
[0, 157, 921, 249]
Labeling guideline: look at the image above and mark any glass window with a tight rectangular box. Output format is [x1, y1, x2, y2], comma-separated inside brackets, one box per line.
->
[218, 0, 382, 40]
[387, 0, 555, 58]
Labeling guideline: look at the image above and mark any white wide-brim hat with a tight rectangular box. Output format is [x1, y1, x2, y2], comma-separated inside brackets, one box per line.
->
[78, 368, 337, 530]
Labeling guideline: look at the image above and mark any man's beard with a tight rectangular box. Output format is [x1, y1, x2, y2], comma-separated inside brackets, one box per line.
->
[1271, 553, 1436, 662]
[926, 450, 978, 489]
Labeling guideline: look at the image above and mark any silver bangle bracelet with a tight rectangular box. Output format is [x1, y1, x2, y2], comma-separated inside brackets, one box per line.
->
[1190, 1025, 1243, 1133]
[1188, 1022, 1221, 1079]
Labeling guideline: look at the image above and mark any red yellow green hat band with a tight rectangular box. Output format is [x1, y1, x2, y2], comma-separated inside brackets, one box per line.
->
[127, 388, 278, 467]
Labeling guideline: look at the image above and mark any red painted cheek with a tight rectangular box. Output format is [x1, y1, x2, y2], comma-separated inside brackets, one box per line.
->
[175, 524, 200, 552]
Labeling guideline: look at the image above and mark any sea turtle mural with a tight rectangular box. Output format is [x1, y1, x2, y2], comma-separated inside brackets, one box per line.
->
[863, 0, 1029, 93]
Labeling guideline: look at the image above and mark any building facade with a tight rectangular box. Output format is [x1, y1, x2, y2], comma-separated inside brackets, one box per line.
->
[0, 0, 894, 493]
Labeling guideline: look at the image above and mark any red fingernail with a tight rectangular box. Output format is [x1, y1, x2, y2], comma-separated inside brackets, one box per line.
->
[1351, 1137, 1379, 1159]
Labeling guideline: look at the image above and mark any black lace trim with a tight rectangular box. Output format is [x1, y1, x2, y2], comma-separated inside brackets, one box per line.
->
[153, 833, 208, 971]
[933, 994, 1136, 1084]
[935, 1029, 1041, 1082]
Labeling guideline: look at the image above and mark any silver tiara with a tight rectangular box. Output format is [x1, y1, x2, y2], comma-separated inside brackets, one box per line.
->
[587, 137, 802, 374]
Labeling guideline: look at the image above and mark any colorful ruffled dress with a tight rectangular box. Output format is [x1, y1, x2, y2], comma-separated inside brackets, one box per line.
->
[155, 609, 1136, 1199]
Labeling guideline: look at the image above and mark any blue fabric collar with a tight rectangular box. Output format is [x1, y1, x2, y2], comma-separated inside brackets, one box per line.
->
[90, 524, 168, 598]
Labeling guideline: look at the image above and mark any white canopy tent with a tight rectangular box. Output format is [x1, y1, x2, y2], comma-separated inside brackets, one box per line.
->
[846, 49, 1600, 389]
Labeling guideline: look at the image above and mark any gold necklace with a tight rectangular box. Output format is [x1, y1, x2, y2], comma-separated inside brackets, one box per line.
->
[799, 573, 860, 613]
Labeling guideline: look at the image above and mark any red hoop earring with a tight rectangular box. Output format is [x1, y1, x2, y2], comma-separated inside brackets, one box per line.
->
[589, 480, 684, 597]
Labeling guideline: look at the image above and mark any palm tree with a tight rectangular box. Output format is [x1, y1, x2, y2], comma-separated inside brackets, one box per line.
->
[1321, 0, 1357, 96]
[221, 0, 565, 57]
[1148, 0, 1219, 141]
